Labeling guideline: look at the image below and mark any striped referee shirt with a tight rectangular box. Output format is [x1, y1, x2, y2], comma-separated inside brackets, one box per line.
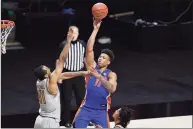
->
[59, 39, 86, 71]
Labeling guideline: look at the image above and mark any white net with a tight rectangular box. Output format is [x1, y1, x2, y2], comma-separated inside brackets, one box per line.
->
[1, 20, 15, 54]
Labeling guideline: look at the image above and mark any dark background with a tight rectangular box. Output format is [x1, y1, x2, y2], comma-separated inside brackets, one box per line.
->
[1, 0, 193, 127]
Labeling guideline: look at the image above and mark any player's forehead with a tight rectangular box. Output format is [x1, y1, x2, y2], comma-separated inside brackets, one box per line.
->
[100, 53, 110, 59]
[42, 65, 49, 70]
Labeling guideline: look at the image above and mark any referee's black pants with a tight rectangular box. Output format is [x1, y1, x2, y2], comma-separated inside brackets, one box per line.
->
[59, 71, 86, 124]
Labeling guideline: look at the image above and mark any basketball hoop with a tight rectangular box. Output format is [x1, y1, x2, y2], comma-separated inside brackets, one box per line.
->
[1, 20, 15, 54]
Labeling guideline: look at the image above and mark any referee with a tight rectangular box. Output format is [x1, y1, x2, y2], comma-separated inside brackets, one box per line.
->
[59, 26, 86, 127]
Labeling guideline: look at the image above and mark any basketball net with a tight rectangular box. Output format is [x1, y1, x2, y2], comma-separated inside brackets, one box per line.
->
[1, 20, 15, 54]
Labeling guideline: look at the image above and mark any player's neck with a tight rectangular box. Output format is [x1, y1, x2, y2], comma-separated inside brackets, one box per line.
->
[99, 67, 107, 73]
[115, 120, 120, 125]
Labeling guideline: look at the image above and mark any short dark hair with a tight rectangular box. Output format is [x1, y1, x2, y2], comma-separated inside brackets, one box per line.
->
[101, 49, 115, 62]
[34, 65, 47, 81]
[119, 107, 132, 128]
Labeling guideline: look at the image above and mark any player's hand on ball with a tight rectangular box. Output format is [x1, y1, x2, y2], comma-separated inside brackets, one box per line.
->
[89, 65, 101, 79]
[93, 17, 102, 30]
[67, 28, 74, 42]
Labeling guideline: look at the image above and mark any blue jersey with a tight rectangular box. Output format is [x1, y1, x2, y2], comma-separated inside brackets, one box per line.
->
[81, 66, 111, 110]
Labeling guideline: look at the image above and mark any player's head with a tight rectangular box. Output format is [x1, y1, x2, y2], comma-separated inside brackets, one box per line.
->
[34, 65, 51, 81]
[69, 25, 79, 41]
[113, 107, 132, 128]
[97, 49, 114, 68]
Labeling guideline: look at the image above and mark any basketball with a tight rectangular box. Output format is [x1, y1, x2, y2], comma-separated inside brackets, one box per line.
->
[92, 3, 108, 20]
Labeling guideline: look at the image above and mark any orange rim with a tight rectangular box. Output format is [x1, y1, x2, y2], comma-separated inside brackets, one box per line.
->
[1, 20, 15, 28]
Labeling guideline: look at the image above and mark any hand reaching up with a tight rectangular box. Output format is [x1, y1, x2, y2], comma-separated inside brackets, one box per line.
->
[93, 17, 102, 30]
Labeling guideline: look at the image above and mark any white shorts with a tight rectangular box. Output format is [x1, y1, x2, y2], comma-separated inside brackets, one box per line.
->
[34, 115, 60, 128]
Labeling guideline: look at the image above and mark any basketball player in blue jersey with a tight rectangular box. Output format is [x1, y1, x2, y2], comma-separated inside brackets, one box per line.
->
[33, 28, 90, 128]
[73, 18, 117, 128]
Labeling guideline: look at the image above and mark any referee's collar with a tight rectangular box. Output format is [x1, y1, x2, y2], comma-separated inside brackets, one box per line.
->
[71, 39, 79, 44]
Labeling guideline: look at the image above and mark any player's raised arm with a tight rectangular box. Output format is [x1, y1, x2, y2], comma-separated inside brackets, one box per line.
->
[57, 28, 74, 70]
[85, 18, 102, 69]
[48, 28, 74, 95]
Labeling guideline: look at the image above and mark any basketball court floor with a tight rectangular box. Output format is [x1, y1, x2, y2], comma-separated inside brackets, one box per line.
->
[59, 115, 192, 128]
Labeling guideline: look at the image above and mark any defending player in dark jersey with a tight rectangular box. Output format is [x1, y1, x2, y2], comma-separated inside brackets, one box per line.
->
[113, 107, 132, 128]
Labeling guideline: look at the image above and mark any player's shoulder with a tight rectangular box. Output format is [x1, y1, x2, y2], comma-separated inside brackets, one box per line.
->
[109, 71, 117, 77]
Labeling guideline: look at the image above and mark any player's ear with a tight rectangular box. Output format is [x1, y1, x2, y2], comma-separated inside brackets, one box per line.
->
[117, 112, 121, 119]
[56, 59, 59, 66]
[45, 74, 48, 78]
[107, 60, 110, 65]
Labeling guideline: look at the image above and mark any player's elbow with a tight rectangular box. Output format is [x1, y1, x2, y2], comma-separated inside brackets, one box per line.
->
[86, 48, 93, 53]
[109, 86, 116, 93]
[110, 89, 116, 93]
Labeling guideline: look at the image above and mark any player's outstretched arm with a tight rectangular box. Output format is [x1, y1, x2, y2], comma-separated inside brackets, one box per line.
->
[48, 28, 74, 95]
[89, 66, 117, 93]
[60, 71, 90, 80]
[85, 18, 102, 70]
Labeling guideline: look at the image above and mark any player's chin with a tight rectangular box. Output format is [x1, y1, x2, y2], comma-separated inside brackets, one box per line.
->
[112, 114, 116, 120]
[97, 63, 103, 68]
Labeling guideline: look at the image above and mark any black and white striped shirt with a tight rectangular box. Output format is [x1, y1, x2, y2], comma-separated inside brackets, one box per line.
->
[59, 39, 86, 71]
